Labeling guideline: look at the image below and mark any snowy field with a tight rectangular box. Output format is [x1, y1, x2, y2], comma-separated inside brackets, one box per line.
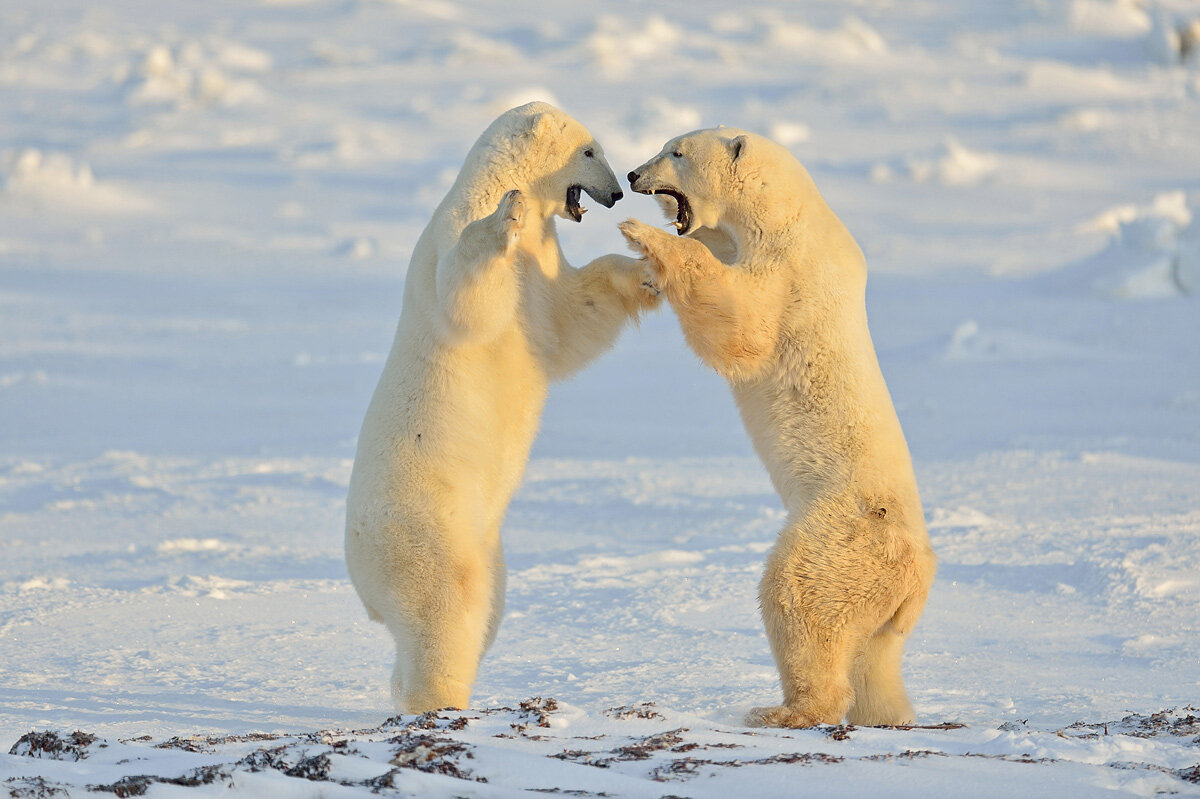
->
[3, 0, 1200, 795]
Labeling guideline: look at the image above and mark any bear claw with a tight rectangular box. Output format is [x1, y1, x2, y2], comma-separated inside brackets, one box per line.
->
[497, 189, 525, 249]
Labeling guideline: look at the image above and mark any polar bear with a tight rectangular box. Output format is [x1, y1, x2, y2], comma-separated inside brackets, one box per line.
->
[620, 129, 936, 728]
[345, 102, 659, 714]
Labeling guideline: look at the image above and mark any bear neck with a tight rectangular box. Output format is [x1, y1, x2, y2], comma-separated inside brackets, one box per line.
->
[517, 207, 565, 275]
[725, 194, 865, 285]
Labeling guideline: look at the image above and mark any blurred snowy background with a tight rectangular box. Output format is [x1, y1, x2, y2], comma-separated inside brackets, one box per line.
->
[2, 0, 1200, 795]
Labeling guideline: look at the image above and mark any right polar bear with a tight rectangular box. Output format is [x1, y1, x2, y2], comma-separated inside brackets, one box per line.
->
[621, 128, 937, 728]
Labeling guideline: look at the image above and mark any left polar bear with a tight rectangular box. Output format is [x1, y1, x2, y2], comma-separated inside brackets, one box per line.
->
[345, 102, 659, 714]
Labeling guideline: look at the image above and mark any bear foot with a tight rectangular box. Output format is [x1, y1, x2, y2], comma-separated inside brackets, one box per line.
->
[744, 704, 830, 729]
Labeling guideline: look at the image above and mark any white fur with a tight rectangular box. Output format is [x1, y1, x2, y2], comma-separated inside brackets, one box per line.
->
[346, 102, 658, 714]
[622, 128, 936, 728]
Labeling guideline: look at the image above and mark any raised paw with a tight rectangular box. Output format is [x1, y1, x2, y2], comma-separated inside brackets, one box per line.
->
[495, 189, 525, 253]
[744, 705, 824, 729]
[619, 219, 681, 287]
[618, 218, 672, 258]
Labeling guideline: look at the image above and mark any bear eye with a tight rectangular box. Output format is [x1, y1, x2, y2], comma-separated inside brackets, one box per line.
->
[671, 150, 683, 158]
[584, 148, 594, 158]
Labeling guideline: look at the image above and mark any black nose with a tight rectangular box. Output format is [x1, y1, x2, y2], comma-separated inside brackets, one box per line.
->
[627, 170, 639, 185]
[611, 190, 623, 204]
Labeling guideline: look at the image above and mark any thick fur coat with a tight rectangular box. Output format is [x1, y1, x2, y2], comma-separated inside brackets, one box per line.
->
[345, 102, 658, 713]
[621, 128, 936, 727]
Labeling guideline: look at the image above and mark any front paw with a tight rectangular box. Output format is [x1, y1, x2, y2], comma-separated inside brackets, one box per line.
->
[618, 218, 676, 264]
[494, 189, 525, 254]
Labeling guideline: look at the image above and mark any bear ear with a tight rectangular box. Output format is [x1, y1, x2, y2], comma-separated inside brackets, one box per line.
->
[529, 110, 562, 138]
[729, 135, 749, 163]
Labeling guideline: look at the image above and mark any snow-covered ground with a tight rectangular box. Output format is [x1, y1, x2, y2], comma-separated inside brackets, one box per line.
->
[3, 0, 1200, 795]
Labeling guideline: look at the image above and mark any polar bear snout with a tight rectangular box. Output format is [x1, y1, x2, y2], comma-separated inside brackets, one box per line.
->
[627, 169, 661, 196]
[585, 155, 624, 206]
[626, 170, 668, 201]
[587, 186, 622, 208]
[586, 162, 624, 207]
[565, 163, 623, 221]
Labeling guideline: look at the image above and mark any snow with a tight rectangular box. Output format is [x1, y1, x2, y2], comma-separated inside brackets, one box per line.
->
[1070, 190, 1200, 296]
[2, 0, 1200, 796]
[4, 709, 1200, 798]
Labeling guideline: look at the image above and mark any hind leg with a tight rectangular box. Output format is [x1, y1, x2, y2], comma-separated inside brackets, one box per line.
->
[385, 552, 497, 714]
[847, 623, 914, 726]
[389, 657, 405, 712]
[848, 578, 932, 726]
[746, 562, 869, 727]
[746, 512, 916, 729]
[745, 637, 863, 727]
[482, 541, 507, 653]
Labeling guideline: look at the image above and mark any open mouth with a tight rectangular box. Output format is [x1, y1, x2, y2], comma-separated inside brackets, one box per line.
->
[566, 185, 585, 222]
[635, 186, 691, 236]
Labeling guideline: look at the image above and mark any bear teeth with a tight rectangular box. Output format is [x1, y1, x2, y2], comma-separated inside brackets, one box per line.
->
[636, 186, 690, 234]
[565, 185, 585, 222]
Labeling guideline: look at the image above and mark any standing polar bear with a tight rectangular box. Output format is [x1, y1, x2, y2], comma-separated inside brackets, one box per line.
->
[621, 129, 936, 728]
[346, 102, 658, 714]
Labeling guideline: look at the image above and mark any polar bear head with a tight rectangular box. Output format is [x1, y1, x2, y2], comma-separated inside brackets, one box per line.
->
[627, 127, 815, 237]
[465, 102, 624, 223]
